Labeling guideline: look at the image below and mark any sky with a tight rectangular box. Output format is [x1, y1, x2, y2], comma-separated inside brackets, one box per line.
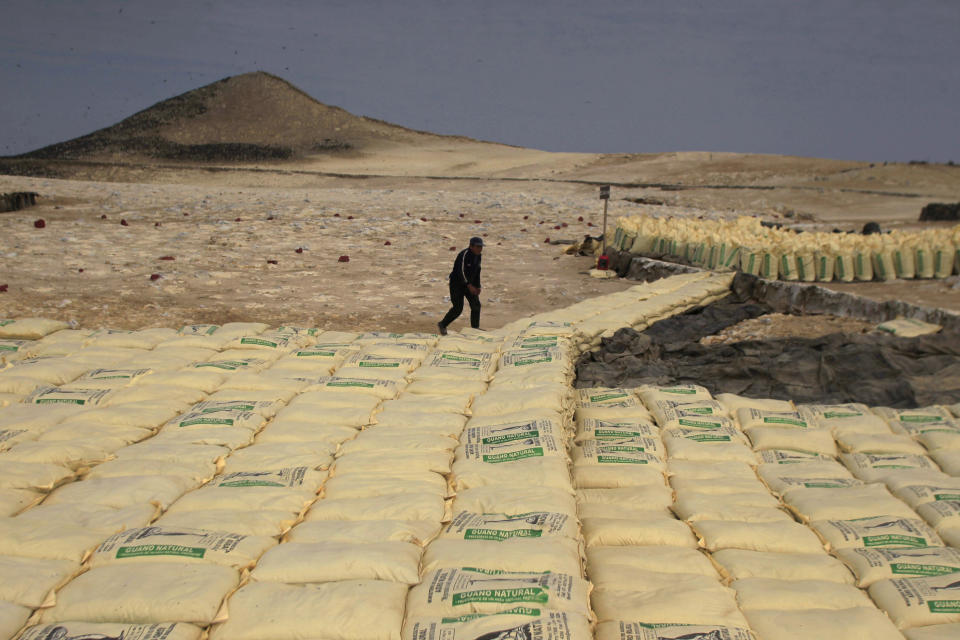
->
[2, 0, 959, 162]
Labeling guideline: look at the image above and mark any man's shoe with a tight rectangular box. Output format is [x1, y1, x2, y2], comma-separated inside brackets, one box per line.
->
[437, 323, 447, 336]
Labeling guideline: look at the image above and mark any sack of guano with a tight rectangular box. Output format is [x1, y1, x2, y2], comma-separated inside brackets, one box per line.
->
[407, 568, 592, 619]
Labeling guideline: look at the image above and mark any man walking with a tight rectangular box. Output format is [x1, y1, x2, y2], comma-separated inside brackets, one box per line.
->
[438, 237, 483, 335]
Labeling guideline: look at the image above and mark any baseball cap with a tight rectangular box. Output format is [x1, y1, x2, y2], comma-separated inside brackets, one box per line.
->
[469, 236, 484, 247]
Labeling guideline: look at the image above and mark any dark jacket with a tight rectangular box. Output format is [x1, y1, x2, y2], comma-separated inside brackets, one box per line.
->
[449, 248, 481, 288]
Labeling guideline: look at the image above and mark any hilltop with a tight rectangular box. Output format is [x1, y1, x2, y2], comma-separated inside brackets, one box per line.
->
[14, 71, 462, 163]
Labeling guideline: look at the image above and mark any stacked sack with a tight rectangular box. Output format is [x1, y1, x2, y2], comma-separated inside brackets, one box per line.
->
[497, 272, 735, 350]
[576, 384, 752, 640]
[613, 215, 960, 282]
[406, 326, 594, 639]
[2, 321, 300, 639]
[211, 331, 450, 640]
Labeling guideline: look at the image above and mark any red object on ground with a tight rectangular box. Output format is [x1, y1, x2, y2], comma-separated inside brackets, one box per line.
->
[561, 222, 568, 227]
[78, 269, 84, 273]
[183, 212, 189, 216]
[267, 259, 279, 265]
[474, 220, 482, 223]
[149, 273, 161, 281]
[544, 238, 550, 243]
[384, 241, 392, 245]
[0, 284, 8, 292]
[159, 256, 175, 261]
[596, 255, 611, 270]
[523, 215, 529, 219]
[34, 219, 45, 228]
[338, 255, 350, 262]
[295, 247, 304, 254]
[101, 214, 107, 219]
[449, 246, 456, 251]
[578, 216, 584, 222]
[348, 216, 354, 220]
[587, 222, 594, 227]
[420, 217, 428, 222]
[521, 228, 527, 232]
[334, 213, 340, 217]
[120, 219, 129, 226]
[235, 217, 242, 222]
[155, 222, 161, 227]
[459, 214, 465, 218]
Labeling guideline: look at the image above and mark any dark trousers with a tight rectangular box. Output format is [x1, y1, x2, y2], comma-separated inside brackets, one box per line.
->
[440, 281, 481, 329]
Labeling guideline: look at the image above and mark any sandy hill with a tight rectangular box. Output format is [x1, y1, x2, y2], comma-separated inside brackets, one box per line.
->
[3, 71, 957, 227]
[16, 71, 466, 162]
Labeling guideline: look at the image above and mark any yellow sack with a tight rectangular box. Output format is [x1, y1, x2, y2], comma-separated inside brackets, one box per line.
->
[835, 254, 855, 282]
[872, 251, 896, 281]
[853, 250, 873, 281]
[740, 250, 762, 276]
[779, 254, 798, 281]
[759, 253, 779, 279]
[934, 244, 955, 278]
[915, 245, 935, 278]
[796, 254, 816, 282]
[893, 244, 916, 279]
[815, 253, 835, 281]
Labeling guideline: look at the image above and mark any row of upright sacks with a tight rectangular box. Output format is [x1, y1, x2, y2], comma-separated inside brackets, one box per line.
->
[613, 215, 960, 282]
[570, 383, 960, 639]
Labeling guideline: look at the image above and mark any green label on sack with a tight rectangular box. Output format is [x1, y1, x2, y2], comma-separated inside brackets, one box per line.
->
[683, 407, 714, 415]
[180, 417, 233, 426]
[823, 411, 861, 418]
[863, 535, 929, 548]
[202, 404, 253, 412]
[463, 528, 543, 541]
[197, 361, 246, 370]
[359, 361, 399, 367]
[240, 337, 278, 347]
[928, 600, 960, 613]
[116, 545, 206, 559]
[936, 494, 960, 501]
[803, 481, 850, 488]
[598, 445, 648, 453]
[37, 398, 85, 405]
[513, 356, 552, 366]
[900, 415, 943, 423]
[482, 431, 539, 445]
[595, 429, 641, 438]
[597, 454, 648, 464]
[763, 416, 807, 427]
[483, 448, 543, 463]
[890, 564, 960, 577]
[686, 433, 732, 442]
[441, 354, 481, 362]
[451, 588, 549, 607]
[662, 388, 696, 395]
[590, 392, 629, 402]
[678, 418, 721, 429]
[0, 320, 13, 327]
[0, 344, 20, 351]
[219, 480, 285, 487]
[328, 381, 374, 388]
[297, 351, 336, 357]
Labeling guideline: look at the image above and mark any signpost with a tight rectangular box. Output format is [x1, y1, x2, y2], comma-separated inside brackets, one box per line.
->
[598, 185, 610, 269]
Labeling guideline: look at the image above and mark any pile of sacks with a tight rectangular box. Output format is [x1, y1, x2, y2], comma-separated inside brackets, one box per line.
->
[613, 215, 960, 282]
[1, 271, 960, 639]
[498, 271, 734, 350]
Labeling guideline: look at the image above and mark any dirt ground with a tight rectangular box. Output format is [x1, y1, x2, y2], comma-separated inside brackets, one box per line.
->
[2, 146, 959, 334]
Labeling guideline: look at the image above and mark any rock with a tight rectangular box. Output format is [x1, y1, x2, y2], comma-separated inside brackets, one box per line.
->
[919, 202, 960, 221]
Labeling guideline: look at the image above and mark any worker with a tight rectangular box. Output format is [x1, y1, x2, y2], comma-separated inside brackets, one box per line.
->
[438, 236, 483, 335]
